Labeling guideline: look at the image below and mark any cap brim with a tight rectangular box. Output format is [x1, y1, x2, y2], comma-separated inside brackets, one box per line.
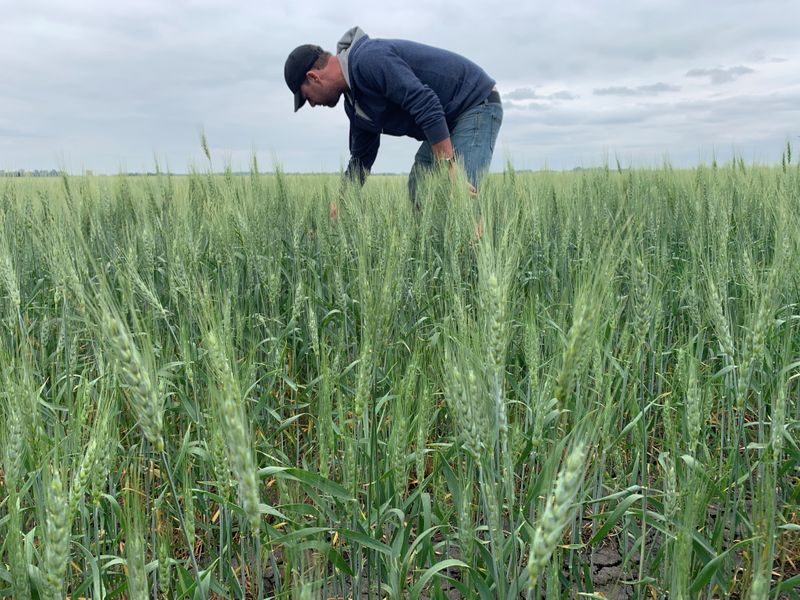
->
[294, 90, 306, 112]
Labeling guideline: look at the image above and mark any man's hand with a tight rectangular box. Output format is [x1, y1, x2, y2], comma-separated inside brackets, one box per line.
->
[431, 137, 455, 162]
[432, 138, 477, 197]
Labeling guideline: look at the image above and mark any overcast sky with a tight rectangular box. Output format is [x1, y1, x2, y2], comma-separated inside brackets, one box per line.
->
[1, 0, 798, 174]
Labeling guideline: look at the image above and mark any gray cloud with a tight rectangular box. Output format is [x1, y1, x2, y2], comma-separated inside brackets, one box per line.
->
[685, 66, 755, 84]
[500, 85, 800, 171]
[504, 88, 539, 101]
[594, 83, 680, 96]
[637, 83, 681, 94]
[0, 0, 798, 174]
[673, 90, 800, 126]
[504, 88, 577, 102]
[480, 1, 799, 85]
[504, 101, 553, 111]
[594, 86, 641, 97]
[749, 50, 787, 63]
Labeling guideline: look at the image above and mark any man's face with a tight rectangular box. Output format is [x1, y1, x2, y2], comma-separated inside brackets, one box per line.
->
[300, 73, 341, 109]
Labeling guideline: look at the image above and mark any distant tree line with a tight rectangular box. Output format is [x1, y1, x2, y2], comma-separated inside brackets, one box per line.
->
[0, 169, 61, 177]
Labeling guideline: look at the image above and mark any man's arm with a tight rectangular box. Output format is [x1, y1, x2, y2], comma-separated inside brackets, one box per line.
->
[345, 123, 380, 185]
[329, 123, 379, 221]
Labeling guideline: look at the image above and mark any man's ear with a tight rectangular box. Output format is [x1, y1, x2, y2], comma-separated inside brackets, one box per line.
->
[306, 70, 322, 84]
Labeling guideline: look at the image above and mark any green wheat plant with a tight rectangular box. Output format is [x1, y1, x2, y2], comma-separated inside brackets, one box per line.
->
[0, 154, 797, 599]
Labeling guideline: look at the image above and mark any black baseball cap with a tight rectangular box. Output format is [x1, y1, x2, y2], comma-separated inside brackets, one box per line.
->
[284, 44, 324, 112]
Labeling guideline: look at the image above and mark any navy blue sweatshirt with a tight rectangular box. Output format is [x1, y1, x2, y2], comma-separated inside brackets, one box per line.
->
[338, 29, 495, 181]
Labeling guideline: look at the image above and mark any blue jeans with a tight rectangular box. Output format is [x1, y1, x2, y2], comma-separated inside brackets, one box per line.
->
[408, 96, 503, 203]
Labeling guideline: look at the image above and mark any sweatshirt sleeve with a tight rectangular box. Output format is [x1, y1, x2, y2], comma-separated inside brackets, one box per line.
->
[358, 48, 450, 145]
[345, 122, 380, 185]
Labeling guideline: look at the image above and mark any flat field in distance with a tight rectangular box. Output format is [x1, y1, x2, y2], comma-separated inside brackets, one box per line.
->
[0, 163, 798, 599]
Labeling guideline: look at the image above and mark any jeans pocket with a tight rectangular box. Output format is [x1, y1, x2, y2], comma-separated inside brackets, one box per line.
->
[489, 108, 503, 153]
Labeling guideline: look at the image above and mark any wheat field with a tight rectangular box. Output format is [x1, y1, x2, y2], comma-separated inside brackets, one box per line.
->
[0, 156, 798, 599]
